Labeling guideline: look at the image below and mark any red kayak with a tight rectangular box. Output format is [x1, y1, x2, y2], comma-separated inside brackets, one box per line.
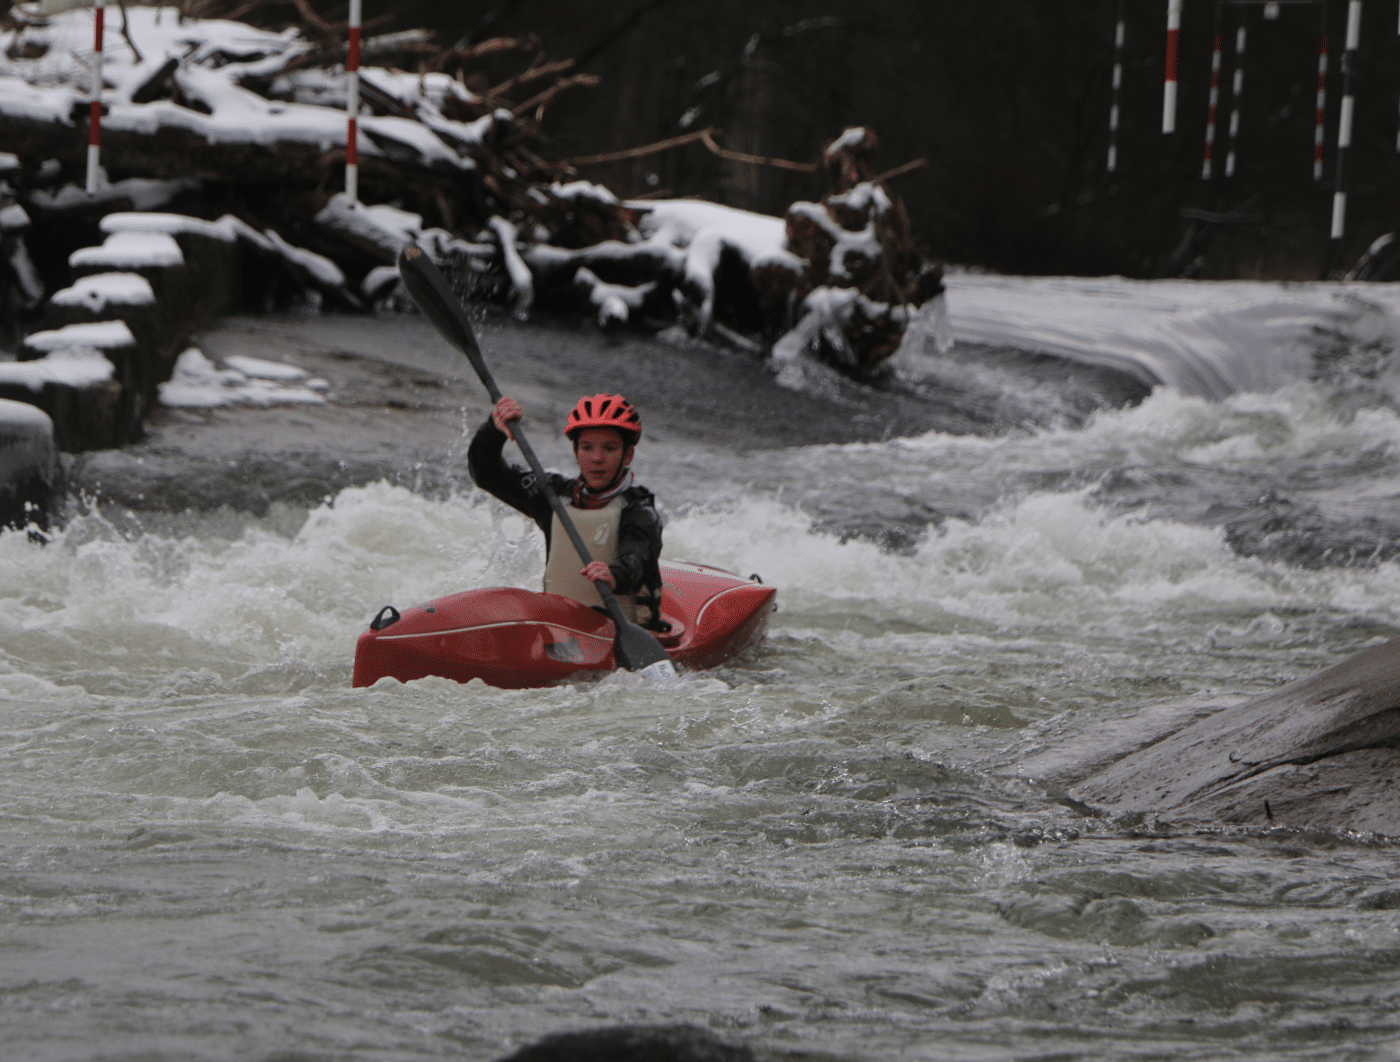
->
[352, 561, 776, 689]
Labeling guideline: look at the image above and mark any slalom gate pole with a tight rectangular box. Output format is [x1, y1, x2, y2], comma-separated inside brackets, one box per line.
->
[1226, 14, 1247, 176]
[1164, 0, 1183, 132]
[346, 0, 361, 203]
[1315, 25, 1330, 180]
[1203, 6, 1223, 178]
[86, 0, 104, 195]
[1395, 0, 1399, 151]
[1331, 0, 1361, 239]
[1109, 0, 1125, 172]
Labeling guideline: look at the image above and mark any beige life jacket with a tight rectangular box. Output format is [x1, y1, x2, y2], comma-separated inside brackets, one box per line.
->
[543, 497, 641, 623]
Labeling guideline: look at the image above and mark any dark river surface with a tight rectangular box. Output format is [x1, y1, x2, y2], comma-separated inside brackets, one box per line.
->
[5, 286, 1400, 1061]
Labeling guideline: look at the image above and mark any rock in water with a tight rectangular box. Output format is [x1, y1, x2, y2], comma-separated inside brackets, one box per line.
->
[494, 1025, 754, 1062]
[1071, 637, 1400, 835]
[0, 398, 57, 530]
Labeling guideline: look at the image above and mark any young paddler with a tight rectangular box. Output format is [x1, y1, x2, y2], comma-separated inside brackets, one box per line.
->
[467, 393, 667, 630]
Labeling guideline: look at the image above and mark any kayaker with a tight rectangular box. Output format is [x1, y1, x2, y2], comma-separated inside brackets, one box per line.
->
[468, 393, 667, 630]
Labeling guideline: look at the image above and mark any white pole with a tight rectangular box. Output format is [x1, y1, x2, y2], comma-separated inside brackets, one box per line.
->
[86, 0, 104, 195]
[346, 0, 362, 204]
[1164, 0, 1183, 133]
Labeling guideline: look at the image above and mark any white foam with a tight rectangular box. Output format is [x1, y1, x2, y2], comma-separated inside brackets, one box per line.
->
[944, 273, 1400, 399]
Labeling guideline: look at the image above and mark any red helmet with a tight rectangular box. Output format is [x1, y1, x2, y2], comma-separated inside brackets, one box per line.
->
[564, 393, 641, 444]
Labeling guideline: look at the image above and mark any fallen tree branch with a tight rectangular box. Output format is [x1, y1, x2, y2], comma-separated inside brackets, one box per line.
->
[700, 130, 819, 173]
[511, 72, 601, 119]
[557, 127, 718, 167]
[116, 0, 144, 65]
[290, 0, 335, 40]
[424, 35, 540, 73]
[488, 57, 575, 102]
[871, 158, 927, 184]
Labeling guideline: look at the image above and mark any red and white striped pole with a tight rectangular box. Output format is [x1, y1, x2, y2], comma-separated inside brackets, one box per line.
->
[1108, 0, 1125, 172]
[1225, 19, 1246, 177]
[86, 0, 104, 195]
[345, 0, 361, 204]
[1202, 25, 1223, 178]
[1315, 32, 1329, 181]
[1331, 0, 1362, 239]
[1164, 0, 1183, 133]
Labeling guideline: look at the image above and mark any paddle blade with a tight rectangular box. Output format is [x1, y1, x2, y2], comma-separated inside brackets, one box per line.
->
[397, 245, 495, 389]
[614, 619, 678, 682]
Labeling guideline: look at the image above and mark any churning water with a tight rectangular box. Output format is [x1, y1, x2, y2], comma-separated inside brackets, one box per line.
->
[7, 286, 1400, 1060]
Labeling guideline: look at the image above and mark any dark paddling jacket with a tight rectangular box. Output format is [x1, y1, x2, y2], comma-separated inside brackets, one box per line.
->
[467, 418, 666, 628]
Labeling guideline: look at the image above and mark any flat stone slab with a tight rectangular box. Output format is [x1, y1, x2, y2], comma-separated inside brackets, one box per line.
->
[1071, 636, 1400, 835]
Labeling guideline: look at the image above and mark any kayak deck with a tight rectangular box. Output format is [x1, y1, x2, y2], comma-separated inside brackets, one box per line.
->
[352, 561, 775, 689]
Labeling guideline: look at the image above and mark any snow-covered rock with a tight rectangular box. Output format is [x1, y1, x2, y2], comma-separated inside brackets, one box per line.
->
[0, 396, 56, 531]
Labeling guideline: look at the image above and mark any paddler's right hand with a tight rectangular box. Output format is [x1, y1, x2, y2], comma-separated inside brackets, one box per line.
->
[492, 396, 523, 441]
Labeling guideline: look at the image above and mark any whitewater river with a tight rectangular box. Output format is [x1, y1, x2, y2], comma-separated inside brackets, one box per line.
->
[7, 281, 1400, 1060]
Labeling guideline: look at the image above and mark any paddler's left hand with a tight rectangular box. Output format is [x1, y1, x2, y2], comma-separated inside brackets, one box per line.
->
[581, 561, 616, 588]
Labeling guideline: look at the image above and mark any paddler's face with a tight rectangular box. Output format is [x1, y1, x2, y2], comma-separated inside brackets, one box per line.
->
[574, 428, 634, 489]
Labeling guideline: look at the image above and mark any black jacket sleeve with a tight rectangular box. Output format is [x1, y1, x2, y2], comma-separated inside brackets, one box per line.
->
[466, 418, 571, 547]
[613, 487, 664, 596]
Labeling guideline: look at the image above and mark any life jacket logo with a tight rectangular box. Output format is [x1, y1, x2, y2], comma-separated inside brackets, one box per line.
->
[593, 525, 610, 545]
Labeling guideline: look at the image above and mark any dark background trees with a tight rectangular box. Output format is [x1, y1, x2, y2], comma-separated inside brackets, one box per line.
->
[368, 0, 1400, 279]
[10, 0, 1400, 278]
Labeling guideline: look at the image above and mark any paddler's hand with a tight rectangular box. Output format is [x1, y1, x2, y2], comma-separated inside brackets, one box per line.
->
[581, 560, 616, 589]
[492, 396, 523, 441]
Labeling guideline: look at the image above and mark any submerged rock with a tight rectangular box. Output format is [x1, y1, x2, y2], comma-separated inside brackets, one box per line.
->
[495, 1025, 754, 1062]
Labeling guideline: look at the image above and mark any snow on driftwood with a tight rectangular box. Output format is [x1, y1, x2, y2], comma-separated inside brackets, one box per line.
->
[0, 2, 940, 385]
[0, 6, 475, 179]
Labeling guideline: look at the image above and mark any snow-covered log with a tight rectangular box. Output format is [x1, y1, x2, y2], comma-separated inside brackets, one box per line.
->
[488, 215, 534, 320]
[573, 267, 656, 327]
[263, 228, 363, 311]
[314, 192, 412, 264]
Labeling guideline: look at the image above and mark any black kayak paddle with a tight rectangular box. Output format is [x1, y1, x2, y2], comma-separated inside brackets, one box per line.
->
[397, 243, 679, 683]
